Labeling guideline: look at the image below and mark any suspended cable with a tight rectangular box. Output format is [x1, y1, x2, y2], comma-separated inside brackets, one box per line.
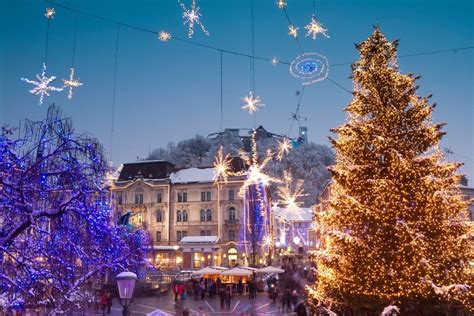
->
[110, 25, 120, 162]
[220, 50, 224, 133]
[71, 12, 78, 67]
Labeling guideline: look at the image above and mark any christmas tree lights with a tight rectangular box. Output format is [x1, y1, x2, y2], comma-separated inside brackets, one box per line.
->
[307, 27, 473, 314]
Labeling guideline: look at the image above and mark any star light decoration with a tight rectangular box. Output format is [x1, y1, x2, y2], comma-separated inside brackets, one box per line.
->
[158, 31, 172, 42]
[304, 14, 329, 40]
[45, 8, 55, 19]
[62, 68, 83, 100]
[276, 170, 308, 221]
[276, 0, 287, 9]
[238, 131, 279, 197]
[277, 137, 292, 161]
[241, 91, 265, 114]
[271, 57, 279, 66]
[21, 63, 63, 106]
[212, 146, 233, 185]
[178, 0, 209, 38]
[288, 25, 299, 38]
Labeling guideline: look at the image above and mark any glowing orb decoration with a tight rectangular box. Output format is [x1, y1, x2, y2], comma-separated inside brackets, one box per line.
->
[45, 8, 55, 19]
[158, 31, 172, 42]
[289, 52, 329, 85]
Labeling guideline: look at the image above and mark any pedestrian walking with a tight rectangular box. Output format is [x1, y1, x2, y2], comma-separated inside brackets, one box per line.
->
[296, 300, 307, 316]
[106, 292, 112, 314]
[179, 283, 186, 300]
[173, 283, 179, 301]
[194, 280, 200, 300]
[219, 285, 226, 310]
[225, 286, 232, 310]
[99, 292, 108, 316]
[237, 278, 243, 296]
[200, 279, 206, 300]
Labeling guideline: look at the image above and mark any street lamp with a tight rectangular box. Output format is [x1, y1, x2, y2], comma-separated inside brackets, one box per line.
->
[116, 271, 138, 316]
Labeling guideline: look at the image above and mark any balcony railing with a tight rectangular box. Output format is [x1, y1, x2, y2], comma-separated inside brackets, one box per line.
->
[224, 219, 239, 225]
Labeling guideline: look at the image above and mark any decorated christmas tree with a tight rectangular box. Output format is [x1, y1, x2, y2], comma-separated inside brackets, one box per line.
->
[308, 27, 473, 313]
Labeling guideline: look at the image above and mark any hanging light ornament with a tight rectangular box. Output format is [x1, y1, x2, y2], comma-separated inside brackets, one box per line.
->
[45, 8, 55, 19]
[21, 63, 63, 106]
[62, 68, 83, 100]
[290, 52, 329, 85]
[276, 0, 287, 9]
[241, 91, 265, 114]
[288, 25, 299, 38]
[158, 31, 172, 42]
[271, 57, 279, 66]
[178, 0, 209, 38]
[304, 14, 329, 40]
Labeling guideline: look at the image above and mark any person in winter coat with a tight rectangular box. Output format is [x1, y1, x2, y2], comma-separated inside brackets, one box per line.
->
[237, 278, 243, 296]
[173, 283, 179, 301]
[106, 292, 112, 314]
[179, 283, 186, 300]
[99, 292, 108, 316]
[225, 286, 232, 310]
[296, 301, 307, 316]
[219, 285, 226, 310]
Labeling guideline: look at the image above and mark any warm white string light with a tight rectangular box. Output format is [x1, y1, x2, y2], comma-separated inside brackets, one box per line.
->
[62, 67, 83, 100]
[288, 25, 299, 38]
[158, 31, 172, 42]
[304, 14, 329, 40]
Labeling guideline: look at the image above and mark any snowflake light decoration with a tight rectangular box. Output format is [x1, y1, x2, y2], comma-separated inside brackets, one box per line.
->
[276, 0, 286, 9]
[178, 0, 209, 38]
[276, 170, 308, 221]
[288, 25, 299, 38]
[238, 131, 279, 196]
[62, 67, 83, 100]
[304, 14, 329, 40]
[271, 57, 279, 66]
[277, 137, 292, 160]
[45, 8, 55, 19]
[21, 63, 63, 105]
[213, 146, 233, 185]
[158, 31, 172, 42]
[241, 91, 265, 114]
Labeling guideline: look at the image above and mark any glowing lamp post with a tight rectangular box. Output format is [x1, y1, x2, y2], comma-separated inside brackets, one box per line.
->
[116, 271, 138, 316]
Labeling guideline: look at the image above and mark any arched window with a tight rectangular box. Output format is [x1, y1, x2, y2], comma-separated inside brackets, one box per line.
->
[177, 210, 182, 222]
[182, 210, 188, 222]
[228, 207, 236, 223]
[200, 209, 206, 222]
[206, 209, 212, 221]
[227, 248, 238, 266]
[228, 229, 236, 241]
[156, 209, 162, 222]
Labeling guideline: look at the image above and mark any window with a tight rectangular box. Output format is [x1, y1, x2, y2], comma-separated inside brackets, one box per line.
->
[228, 230, 236, 241]
[117, 193, 123, 205]
[182, 210, 188, 222]
[178, 192, 187, 202]
[156, 190, 163, 203]
[228, 248, 238, 266]
[156, 209, 162, 222]
[201, 191, 211, 201]
[182, 231, 187, 238]
[156, 231, 161, 242]
[201, 230, 206, 236]
[228, 189, 235, 201]
[228, 207, 236, 223]
[177, 231, 182, 242]
[206, 209, 212, 221]
[200, 209, 206, 222]
[177, 210, 182, 222]
[206, 230, 212, 236]
[135, 194, 143, 204]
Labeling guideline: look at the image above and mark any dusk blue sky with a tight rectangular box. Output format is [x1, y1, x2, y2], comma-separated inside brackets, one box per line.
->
[1, 0, 473, 180]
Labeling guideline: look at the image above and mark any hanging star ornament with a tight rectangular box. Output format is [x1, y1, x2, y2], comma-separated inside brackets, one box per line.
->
[45, 8, 55, 19]
[178, 0, 209, 38]
[288, 25, 299, 38]
[241, 91, 265, 114]
[21, 63, 63, 106]
[271, 57, 279, 65]
[304, 14, 329, 40]
[62, 67, 83, 100]
[158, 31, 172, 42]
[276, 0, 287, 9]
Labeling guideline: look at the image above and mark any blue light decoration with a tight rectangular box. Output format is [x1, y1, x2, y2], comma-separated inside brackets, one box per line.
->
[0, 105, 147, 313]
[289, 52, 329, 85]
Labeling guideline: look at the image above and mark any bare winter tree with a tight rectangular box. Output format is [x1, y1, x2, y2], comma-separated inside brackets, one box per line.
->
[0, 105, 147, 314]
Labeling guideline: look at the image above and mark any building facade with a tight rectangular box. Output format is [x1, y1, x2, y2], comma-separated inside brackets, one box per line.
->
[111, 160, 247, 271]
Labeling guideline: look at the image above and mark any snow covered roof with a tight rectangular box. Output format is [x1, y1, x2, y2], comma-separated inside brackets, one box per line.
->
[273, 206, 314, 222]
[118, 161, 175, 181]
[179, 236, 220, 244]
[152, 245, 180, 251]
[170, 167, 215, 184]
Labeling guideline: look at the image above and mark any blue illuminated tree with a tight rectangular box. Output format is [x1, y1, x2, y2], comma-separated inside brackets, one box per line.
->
[0, 106, 147, 313]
